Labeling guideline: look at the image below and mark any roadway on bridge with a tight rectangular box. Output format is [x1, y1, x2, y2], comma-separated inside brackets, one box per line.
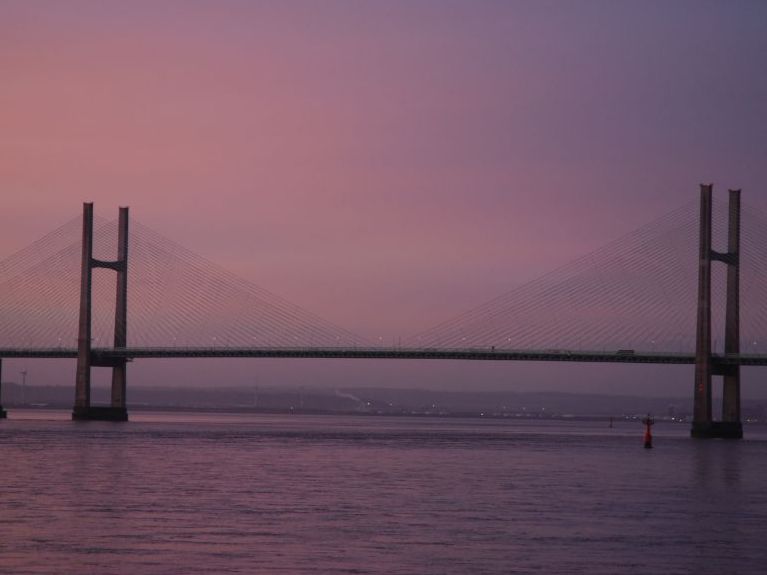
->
[2, 346, 767, 366]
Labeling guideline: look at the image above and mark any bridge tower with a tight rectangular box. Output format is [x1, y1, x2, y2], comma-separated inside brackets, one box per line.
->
[0, 359, 6, 419]
[692, 185, 742, 438]
[72, 202, 130, 421]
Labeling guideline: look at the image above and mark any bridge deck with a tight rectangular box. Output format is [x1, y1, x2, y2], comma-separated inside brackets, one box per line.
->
[1, 347, 766, 365]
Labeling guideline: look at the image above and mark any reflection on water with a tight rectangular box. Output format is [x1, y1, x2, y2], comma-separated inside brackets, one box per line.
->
[1, 410, 766, 574]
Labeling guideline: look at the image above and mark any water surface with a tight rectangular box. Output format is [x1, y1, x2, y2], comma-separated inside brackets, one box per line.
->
[2, 411, 766, 574]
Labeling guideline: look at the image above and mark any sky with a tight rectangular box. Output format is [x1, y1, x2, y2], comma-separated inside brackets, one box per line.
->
[1, 1, 766, 398]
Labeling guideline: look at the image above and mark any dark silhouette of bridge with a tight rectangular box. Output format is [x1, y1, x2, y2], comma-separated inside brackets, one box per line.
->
[0, 185, 765, 437]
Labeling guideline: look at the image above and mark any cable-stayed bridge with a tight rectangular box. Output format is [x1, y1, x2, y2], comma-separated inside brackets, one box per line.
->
[1, 185, 766, 437]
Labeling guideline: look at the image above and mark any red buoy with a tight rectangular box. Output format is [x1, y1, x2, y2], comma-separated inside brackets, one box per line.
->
[642, 414, 654, 448]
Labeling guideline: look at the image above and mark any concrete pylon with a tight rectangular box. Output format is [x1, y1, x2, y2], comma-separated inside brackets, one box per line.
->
[72, 203, 130, 422]
[0, 358, 6, 419]
[692, 184, 713, 431]
[74, 202, 94, 413]
[691, 186, 742, 438]
[111, 207, 129, 410]
[722, 190, 741, 430]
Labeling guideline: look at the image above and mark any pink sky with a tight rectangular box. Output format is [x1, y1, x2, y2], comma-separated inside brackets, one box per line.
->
[1, 1, 766, 397]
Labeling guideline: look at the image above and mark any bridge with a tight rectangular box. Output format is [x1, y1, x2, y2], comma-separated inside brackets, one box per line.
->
[2, 346, 767, 366]
[1, 184, 766, 438]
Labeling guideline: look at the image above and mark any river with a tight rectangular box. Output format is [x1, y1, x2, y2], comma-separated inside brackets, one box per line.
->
[1, 411, 766, 574]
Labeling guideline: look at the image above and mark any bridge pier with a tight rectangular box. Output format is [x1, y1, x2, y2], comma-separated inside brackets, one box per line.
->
[691, 185, 742, 439]
[72, 203, 129, 422]
[0, 359, 6, 419]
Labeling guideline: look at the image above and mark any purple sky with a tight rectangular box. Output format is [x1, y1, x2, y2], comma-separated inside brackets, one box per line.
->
[2, 1, 766, 397]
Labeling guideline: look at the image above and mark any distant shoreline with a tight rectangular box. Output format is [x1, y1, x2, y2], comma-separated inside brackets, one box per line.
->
[6, 404, 762, 427]
[3, 383, 766, 424]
